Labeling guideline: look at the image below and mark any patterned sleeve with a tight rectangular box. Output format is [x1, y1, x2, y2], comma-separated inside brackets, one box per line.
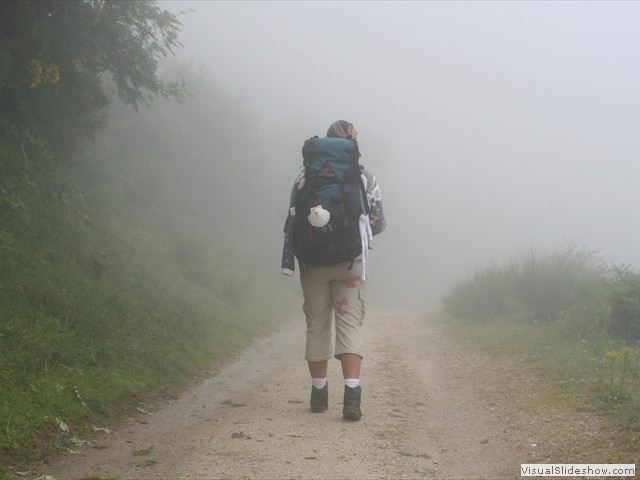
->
[365, 173, 386, 236]
[281, 167, 306, 276]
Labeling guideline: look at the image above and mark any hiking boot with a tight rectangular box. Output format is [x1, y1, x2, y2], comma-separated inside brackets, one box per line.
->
[342, 385, 362, 421]
[310, 382, 328, 413]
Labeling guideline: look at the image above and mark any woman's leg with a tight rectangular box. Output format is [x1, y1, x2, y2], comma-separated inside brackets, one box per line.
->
[336, 353, 361, 379]
[308, 360, 328, 378]
[301, 267, 334, 364]
[331, 265, 366, 421]
[332, 271, 366, 365]
[301, 266, 333, 412]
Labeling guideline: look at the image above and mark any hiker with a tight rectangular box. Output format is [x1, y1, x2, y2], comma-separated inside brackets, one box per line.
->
[281, 120, 386, 421]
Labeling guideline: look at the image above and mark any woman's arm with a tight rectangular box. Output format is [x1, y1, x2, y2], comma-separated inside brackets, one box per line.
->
[362, 169, 386, 236]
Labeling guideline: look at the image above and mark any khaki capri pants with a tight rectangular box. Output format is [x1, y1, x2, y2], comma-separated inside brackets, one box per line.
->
[300, 260, 366, 362]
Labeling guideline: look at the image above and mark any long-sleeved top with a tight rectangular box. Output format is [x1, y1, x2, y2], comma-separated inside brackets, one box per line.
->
[281, 166, 386, 277]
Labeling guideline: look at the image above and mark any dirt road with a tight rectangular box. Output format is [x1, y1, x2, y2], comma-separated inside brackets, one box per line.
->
[36, 311, 590, 479]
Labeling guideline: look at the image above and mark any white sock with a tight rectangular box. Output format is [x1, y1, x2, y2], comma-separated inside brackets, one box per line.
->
[312, 377, 327, 389]
[344, 378, 360, 389]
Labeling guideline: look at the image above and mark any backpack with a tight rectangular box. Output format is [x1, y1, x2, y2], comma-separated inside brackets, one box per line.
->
[292, 136, 369, 268]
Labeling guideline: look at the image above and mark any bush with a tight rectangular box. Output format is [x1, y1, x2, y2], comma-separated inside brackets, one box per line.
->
[442, 245, 604, 323]
[608, 265, 640, 341]
[513, 246, 604, 322]
[441, 263, 518, 320]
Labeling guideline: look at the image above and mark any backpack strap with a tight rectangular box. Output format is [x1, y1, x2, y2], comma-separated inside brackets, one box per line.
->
[358, 175, 370, 216]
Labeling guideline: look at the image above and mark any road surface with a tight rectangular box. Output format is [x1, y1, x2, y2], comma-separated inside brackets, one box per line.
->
[36, 311, 610, 479]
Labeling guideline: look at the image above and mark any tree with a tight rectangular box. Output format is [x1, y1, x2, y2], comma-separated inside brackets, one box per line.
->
[0, 0, 185, 158]
[82, 61, 264, 227]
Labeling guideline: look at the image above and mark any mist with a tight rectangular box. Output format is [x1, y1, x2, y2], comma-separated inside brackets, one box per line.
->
[161, 0, 640, 311]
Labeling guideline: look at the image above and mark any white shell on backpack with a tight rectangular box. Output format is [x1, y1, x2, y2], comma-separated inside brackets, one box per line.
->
[308, 205, 330, 227]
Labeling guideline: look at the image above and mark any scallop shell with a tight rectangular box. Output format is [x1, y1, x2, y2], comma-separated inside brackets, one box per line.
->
[308, 206, 330, 227]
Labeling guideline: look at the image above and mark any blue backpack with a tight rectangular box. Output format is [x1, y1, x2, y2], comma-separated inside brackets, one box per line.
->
[293, 136, 369, 268]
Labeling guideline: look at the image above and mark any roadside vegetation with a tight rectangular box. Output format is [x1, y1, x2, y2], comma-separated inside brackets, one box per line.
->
[0, 2, 297, 476]
[441, 245, 640, 459]
[0, 148, 296, 469]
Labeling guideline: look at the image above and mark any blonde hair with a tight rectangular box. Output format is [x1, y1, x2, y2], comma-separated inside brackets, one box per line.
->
[326, 120, 358, 140]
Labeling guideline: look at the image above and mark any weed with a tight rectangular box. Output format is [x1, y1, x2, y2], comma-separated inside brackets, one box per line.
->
[602, 345, 639, 401]
[443, 316, 640, 459]
[608, 266, 640, 340]
[442, 244, 606, 324]
[441, 241, 640, 439]
[0, 57, 302, 478]
[0, 145, 298, 474]
[397, 451, 431, 459]
[132, 445, 154, 456]
[128, 460, 157, 468]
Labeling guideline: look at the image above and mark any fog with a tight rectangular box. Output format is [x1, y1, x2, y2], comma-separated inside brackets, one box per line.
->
[161, 0, 640, 310]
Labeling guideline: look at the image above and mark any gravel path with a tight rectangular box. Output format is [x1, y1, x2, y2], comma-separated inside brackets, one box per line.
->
[38, 312, 552, 479]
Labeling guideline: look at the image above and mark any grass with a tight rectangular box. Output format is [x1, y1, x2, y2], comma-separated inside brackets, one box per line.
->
[0, 145, 299, 475]
[0, 63, 299, 479]
[441, 245, 640, 461]
[442, 309, 640, 461]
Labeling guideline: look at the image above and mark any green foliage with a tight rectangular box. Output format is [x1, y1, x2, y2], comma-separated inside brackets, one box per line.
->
[172, 230, 218, 287]
[512, 247, 603, 322]
[444, 316, 640, 459]
[0, 60, 298, 471]
[0, 151, 297, 467]
[77, 61, 263, 228]
[608, 265, 640, 340]
[603, 345, 640, 401]
[441, 263, 518, 320]
[442, 245, 606, 324]
[443, 245, 640, 447]
[0, 0, 185, 156]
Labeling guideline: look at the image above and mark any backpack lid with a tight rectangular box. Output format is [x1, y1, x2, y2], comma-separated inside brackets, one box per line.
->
[302, 136, 361, 182]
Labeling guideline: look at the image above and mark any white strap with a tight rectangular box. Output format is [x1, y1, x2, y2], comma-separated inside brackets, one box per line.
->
[359, 213, 373, 281]
[358, 173, 372, 281]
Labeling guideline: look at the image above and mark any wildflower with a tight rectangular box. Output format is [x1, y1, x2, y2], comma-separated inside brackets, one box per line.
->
[621, 346, 637, 358]
[44, 64, 60, 84]
[27, 58, 61, 89]
[27, 58, 43, 89]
